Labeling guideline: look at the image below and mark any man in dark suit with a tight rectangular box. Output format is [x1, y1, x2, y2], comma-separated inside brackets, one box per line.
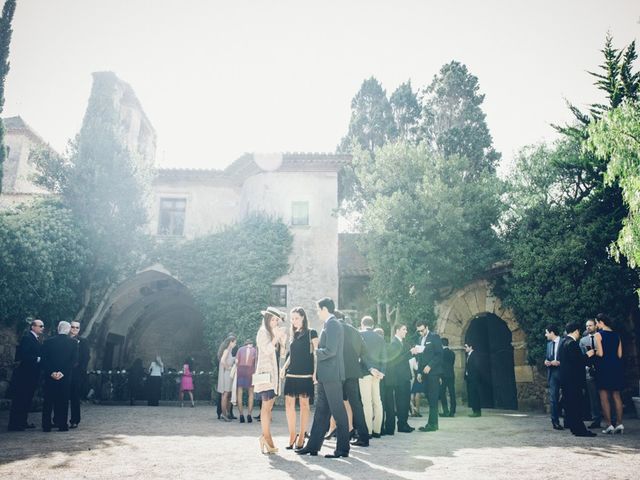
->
[417, 324, 443, 432]
[7, 319, 44, 431]
[41, 321, 78, 432]
[383, 323, 420, 434]
[359, 316, 387, 438]
[464, 343, 481, 417]
[558, 321, 596, 437]
[579, 318, 602, 429]
[336, 311, 370, 447]
[297, 297, 350, 458]
[69, 321, 90, 429]
[544, 325, 563, 430]
[439, 337, 456, 417]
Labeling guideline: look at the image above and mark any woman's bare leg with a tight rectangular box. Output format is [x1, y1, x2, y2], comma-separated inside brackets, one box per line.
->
[299, 396, 310, 447]
[285, 395, 297, 445]
[261, 397, 276, 447]
[599, 390, 611, 426]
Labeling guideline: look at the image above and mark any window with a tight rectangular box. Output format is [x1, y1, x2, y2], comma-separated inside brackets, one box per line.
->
[291, 201, 309, 226]
[271, 285, 287, 307]
[158, 198, 186, 236]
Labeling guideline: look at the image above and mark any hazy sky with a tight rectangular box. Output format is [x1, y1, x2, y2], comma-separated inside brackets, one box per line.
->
[4, 0, 639, 172]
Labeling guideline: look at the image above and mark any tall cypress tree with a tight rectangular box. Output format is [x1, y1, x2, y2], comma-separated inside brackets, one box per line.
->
[0, 0, 16, 195]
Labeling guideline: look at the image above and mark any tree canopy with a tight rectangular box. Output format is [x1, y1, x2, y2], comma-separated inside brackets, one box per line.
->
[0, 0, 17, 194]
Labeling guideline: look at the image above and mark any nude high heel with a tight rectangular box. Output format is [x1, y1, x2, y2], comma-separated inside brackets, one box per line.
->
[259, 435, 278, 454]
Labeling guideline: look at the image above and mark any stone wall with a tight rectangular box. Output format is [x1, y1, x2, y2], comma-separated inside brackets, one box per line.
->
[0, 325, 19, 408]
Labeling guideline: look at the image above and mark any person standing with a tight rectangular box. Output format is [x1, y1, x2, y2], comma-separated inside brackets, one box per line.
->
[148, 356, 164, 406]
[41, 321, 78, 432]
[236, 339, 257, 423]
[336, 311, 370, 447]
[179, 357, 195, 408]
[216, 336, 237, 421]
[7, 319, 44, 431]
[254, 307, 287, 454]
[68, 321, 90, 429]
[544, 325, 563, 430]
[558, 322, 597, 437]
[417, 323, 443, 433]
[464, 343, 481, 417]
[410, 321, 429, 417]
[384, 323, 420, 434]
[579, 319, 602, 429]
[281, 307, 318, 449]
[359, 316, 386, 439]
[128, 358, 145, 406]
[439, 338, 456, 417]
[594, 313, 625, 434]
[297, 297, 350, 459]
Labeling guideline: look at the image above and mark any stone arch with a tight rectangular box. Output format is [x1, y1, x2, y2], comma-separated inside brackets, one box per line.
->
[435, 279, 535, 410]
[86, 265, 211, 372]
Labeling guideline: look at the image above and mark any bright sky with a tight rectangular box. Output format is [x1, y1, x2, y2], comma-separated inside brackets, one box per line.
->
[3, 0, 639, 172]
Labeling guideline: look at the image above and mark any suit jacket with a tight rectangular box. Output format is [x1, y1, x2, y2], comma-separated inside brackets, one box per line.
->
[72, 337, 90, 378]
[441, 347, 456, 379]
[14, 332, 41, 377]
[360, 329, 387, 375]
[418, 331, 443, 376]
[41, 334, 78, 380]
[340, 320, 367, 379]
[316, 315, 345, 383]
[558, 335, 587, 390]
[464, 350, 480, 381]
[386, 336, 412, 386]
[545, 339, 560, 381]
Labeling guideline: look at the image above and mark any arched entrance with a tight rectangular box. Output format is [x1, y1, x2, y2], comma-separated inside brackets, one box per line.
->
[85, 265, 211, 372]
[464, 313, 518, 409]
[435, 279, 537, 411]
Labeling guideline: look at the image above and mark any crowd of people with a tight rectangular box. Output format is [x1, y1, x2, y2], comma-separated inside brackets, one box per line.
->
[544, 313, 626, 437]
[214, 297, 480, 459]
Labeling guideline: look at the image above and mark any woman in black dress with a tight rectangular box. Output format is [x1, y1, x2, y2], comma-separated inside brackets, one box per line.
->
[594, 313, 625, 434]
[281, 307, 318, 449]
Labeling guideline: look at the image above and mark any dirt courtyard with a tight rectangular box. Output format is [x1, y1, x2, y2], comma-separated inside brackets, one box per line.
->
[1, 404, 638, 480]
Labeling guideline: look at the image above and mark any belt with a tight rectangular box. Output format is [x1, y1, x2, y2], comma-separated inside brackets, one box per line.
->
[285, 374, 313, 379]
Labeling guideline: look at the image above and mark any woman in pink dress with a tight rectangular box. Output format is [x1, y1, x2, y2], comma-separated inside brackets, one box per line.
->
[179, 357, 195, 407]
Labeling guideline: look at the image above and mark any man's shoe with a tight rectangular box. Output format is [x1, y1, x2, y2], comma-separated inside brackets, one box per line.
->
[7, 425, 25, 431]
[247, 415, 253, 423]
[468, 412, 481, 418]
[552, 423, 564, 430]
[58, 426, 69, 432]
[42, 427, 52, 432]
[295, 447, 318, 456]
[588, 421, 601, 429]
[69, 423, 78, 429]
[397, 425, 415, 433]
[574, 431, 597, 437]
[418, 425, 438, 432]
[371, 432, 381, 438]
[350, 439, 369, 447]
[325, 450, 349, 459]
[25, 423, 36, 429]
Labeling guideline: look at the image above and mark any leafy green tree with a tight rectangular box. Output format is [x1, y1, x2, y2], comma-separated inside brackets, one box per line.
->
[498, 35, 640, 364]
[339, 77, 397, 154]
[390, 80, 421, 143]
[420, 61, 500, 175]
[31, 73, 152, 323]
[589, 100, 640, 267]
[157, 214, 292, 352]
[0, 0, 17, 194]
[0, 200, 90, 329]
[354, 141, 504, 325]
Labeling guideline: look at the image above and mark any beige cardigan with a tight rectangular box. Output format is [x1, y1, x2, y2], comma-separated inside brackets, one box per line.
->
[254, 326, 279, 394]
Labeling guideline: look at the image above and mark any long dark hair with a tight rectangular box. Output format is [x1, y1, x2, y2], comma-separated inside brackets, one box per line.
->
[217, 336, 236, 360]
[184, 357, 194, 370]
[290, 306, 309, 338]
[262, 312, 278, 340]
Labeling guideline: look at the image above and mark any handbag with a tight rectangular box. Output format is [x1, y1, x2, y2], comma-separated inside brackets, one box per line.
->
[252, 372, 271, 385]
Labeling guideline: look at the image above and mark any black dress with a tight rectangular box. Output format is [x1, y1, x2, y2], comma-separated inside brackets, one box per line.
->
[283, 329, 317, 399]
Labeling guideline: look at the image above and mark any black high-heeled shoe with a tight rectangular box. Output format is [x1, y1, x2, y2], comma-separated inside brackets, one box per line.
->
[285, 434, 299, 450]
[324, 428, 336, 440]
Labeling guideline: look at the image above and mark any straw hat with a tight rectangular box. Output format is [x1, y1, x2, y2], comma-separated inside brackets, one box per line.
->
[261, 306, 286, 320]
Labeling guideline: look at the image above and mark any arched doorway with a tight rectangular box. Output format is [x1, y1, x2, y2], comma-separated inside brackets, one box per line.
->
[464, 313, 518, 410]
[86, 266, 211, 372]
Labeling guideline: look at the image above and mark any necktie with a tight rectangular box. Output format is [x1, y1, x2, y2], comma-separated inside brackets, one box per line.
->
[553, 341, 557, 361]
[590, 335, 595, 350]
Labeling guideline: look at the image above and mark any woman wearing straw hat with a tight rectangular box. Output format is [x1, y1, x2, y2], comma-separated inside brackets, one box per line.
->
[254, 306, 287, 454]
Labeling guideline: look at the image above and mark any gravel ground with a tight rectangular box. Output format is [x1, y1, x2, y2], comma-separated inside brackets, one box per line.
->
[0, 404, 638, 480]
